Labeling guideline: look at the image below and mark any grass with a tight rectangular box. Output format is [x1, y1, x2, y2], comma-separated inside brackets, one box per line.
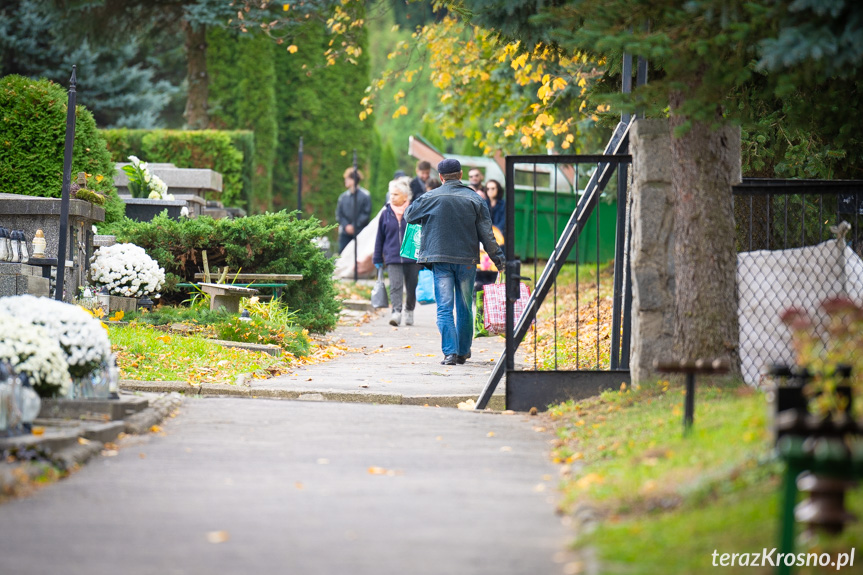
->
[109, 324, 293, 384]
[335, 279, 373, 301]
[548, 380, 863, 574]
[518, 260, 616, 370]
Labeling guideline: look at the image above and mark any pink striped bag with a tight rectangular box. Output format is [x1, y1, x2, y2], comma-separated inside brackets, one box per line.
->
[483, 281, 531, 335]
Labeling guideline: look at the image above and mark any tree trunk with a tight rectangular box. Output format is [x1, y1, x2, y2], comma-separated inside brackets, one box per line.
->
[182, 21, 208, 130]
[669, 93, 742, 376]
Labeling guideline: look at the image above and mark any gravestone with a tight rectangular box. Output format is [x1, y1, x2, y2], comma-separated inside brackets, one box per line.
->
[0, 193, 104, 301]
[114, 163, 225, 220]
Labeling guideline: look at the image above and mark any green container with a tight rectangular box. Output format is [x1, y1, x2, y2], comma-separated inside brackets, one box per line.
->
[511, 188, 618, 263]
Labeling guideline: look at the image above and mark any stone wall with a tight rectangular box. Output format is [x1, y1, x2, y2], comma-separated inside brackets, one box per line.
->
[629, 119, 676, 383]
[0, 193, 105, 300]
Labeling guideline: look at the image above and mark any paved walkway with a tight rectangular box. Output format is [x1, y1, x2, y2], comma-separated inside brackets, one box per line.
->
[0, 398, 573, 575]
[254, 302, 506, 405]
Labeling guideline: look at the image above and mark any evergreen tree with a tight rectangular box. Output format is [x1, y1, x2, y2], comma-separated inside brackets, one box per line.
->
[272, 17, 373, 230]
[207, 28, 278, 212]
[0, 0, 176, 128]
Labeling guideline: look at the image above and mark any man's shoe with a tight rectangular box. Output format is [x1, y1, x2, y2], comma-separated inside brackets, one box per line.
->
[389, 312, 401, 326]
[404, 310, 414, 325]
[440, 354, 457, 365]
[456, 352, 472, 365]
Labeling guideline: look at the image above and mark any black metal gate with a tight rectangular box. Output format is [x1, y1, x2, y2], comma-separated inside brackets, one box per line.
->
[476, 120, 634, 411]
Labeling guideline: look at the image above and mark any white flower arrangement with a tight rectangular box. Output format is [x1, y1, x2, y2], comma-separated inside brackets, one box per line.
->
[0, 295, 112, 380]
[123, 155, 175, 201]
[0, 313, 71, 397]
[90, 243, 165, 298]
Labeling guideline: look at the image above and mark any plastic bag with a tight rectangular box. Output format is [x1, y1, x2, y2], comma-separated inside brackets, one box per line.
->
[474, 290, 489, 337]
[416, 268, 435, 305]
[371, 267, 389, 308]
[399, 223, 422, 260]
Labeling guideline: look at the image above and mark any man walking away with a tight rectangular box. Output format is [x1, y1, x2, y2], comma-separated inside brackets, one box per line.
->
[335, 167, 372, 254]
[405, 159, 505, 365]
[410, 160, 432, 202]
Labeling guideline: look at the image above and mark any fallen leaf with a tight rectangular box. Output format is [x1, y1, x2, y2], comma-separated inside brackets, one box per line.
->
[78, 437, 91, 445]
[156, 335, 171, 344]
[487, 431, 495, 438]
[359, 384, 369, 388]
[101, 449, 118, 457]
[149, 425, 162, 433]
[295, 482, 304, 490]
[317, 458, 329, 465]
[416, 353, 437, 357]
[533, 483, 547, 492]
[139, 453, 147, 459]
[500, 446, 512, 452]
[400, 345, 411, 348]
[206, 531, 230, 544]
[368, 466, 387, 475]
[360, 332, 373, 336]
[457, 398, 476, 410]
[31, 426, 45, 436]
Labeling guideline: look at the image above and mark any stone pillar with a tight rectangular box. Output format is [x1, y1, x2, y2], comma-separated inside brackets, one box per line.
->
[629, 119, 676, 384]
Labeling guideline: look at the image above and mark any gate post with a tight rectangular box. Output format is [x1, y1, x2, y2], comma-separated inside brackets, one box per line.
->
[629, 119, 676, 384]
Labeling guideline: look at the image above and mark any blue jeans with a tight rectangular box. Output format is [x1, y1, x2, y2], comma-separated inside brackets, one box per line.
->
[432, 263, 477, 356]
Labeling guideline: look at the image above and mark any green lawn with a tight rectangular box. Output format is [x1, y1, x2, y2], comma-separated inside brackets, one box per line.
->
[549, 380, 863, 574]
[109, 324, 292, 384]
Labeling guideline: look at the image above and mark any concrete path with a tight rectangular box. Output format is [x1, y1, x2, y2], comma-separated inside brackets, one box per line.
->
[0, 397, 573, 575]
[251, 301, 507, 407]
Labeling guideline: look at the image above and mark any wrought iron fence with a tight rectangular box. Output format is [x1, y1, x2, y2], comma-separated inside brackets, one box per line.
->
[733, 179, 863, 386]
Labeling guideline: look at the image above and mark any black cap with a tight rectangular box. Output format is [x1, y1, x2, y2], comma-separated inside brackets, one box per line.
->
[437, 158, 461, 176]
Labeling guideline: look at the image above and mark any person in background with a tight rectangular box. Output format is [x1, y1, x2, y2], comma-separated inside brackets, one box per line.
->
[406, 158, 504, 366]
[335, 167, 372, 254]
[374, 177, 419, 327]
[410, 160, 432, 202]
[426, 177, 441, 191]
[485, 179, 506, 237]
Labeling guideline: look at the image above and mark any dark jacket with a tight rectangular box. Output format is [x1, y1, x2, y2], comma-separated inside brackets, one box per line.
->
[335, 187, 372, 235]
[405, 180, 505, 268]
[374, 203, 416, 265]
[487, 198, 506, 236]
[410, 177, 426, 202]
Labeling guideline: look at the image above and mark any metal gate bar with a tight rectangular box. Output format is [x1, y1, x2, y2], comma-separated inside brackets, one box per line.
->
[474, 118, 635, 410]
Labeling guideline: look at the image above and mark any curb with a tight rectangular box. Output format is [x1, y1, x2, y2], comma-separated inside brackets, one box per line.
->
[0, 393, 183, 498]
[119, 379, 505, 410]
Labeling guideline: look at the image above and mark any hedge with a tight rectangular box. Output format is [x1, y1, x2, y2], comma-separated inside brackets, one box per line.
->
[101, 129, 250, 209]
[100, 211, 340, 333]
[0, 74, 125, 223]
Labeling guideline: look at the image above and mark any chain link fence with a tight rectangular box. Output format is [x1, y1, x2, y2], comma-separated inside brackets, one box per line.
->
[734, 180, 863, 385]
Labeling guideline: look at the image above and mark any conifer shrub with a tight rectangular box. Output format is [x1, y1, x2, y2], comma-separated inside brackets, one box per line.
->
[0, 74, 124, 222]
[101, 211, 340, 333]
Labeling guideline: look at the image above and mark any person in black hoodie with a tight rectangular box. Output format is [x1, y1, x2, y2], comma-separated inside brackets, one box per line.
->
[373, 177, 419, 326]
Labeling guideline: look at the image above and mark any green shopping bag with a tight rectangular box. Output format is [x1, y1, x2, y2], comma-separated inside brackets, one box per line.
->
[399, 223, 422, 260]
[474, 290, 489, 337]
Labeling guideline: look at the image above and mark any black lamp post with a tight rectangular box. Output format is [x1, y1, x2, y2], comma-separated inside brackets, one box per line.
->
[55, 65, 77, 302]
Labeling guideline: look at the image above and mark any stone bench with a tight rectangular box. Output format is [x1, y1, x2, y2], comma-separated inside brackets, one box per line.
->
[198, 282, 258, 313]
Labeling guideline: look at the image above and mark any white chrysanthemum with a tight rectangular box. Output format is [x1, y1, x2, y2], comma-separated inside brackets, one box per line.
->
[0, 296, 112, 380]
[90, 243, 165, 298]
[148, 191, 161, 199]
[0, 313, 71, 397]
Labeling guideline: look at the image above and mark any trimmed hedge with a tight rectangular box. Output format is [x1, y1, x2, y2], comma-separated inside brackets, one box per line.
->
[0, 74, 124, 222]
[101, 129, 249, 209]
[100, 211, 340, 333]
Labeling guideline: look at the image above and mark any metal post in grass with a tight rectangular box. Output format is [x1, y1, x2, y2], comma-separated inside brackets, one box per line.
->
[654, 358, 729, 435]
[55, 65, 77, 302]
[297, 136, 303, 216]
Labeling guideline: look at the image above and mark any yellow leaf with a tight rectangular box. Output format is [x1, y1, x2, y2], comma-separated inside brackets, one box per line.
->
[282, 3, 290, 10]
[206, 531, 230, 544]
[287, 45, 298, 54]
[552, 77, 568, 91]
[368, 466, 387, 475]
[149, 425, 162, 433]
[392, 105, 408, 118]
[156, 335, 171, 344]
